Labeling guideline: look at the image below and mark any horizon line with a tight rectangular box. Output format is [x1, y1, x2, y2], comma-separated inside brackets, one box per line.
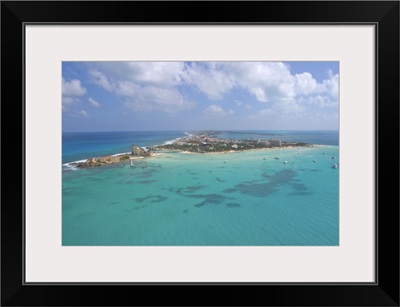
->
[63, 129, 339, 133]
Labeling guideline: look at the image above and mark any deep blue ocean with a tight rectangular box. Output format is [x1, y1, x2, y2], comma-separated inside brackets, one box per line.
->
[62, 130, 339, 246]
[62, 130, 188, 164]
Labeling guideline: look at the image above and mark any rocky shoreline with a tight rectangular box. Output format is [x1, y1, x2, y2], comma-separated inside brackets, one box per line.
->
[68, 154, 130, 168]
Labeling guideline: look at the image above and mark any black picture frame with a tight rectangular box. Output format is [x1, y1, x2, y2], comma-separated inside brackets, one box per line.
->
[1, 1, 399, 306]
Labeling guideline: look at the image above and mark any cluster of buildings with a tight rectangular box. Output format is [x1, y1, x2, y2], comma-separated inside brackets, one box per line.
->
[169, 135, 283, 148]
[132, 144, 153, 156]
[154, 133, 287, 153]
[76, 137, 305, 169]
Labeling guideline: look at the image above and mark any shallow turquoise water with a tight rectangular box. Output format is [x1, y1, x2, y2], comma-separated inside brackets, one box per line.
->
[62, 145, 339, 246]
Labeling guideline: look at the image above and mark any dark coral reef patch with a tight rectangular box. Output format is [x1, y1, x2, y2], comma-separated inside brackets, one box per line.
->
[133, 195, 168, 203]
[226, 203, 241, 208]
[235, 169, 312, 198]
[194, 194, 228, 208]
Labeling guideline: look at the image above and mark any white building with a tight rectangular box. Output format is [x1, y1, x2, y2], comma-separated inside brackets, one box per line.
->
[269, 139, 282, 147]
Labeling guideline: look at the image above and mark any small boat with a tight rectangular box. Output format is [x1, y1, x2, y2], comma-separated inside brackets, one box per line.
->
[283, 161, 288, 164]
[274, 157, 280, 160]
[313, 159, 317, 162]
[332, 163, 338, 169]
[331, 156, 335, 159]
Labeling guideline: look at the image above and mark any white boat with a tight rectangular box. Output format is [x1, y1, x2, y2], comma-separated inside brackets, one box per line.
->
[332, 163, 338, 169]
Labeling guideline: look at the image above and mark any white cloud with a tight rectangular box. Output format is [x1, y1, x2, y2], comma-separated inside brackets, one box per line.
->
[124, 86, 194, 113]
[183, 62, 295, 105]
[183, 63, 338, 115]
[276, 97, 305, 115]
[249, 87, 269, 102]
[222, 62, 296, 102]
[86, 62, 338, 116]
[204, 105, 230, 117]
[62, 78, 86, 96]
[300, 94, 337, 108]
[128, 62, 184, 86]
[71, 110, 89, 118]
[113, 80, 140, 96]
[88, 97, 101, 107]
[89, 70, 114, 91]
[296, 71, 339, 109]
[88, 64, 194, 113]
[316, 71, 338, 98]
[62, 78, 87, 111]
[181, 62, 303, 115]
[295, 72, 317, 95]
[90, 62, 185, 87]
[62, 96, 80, 106]
[183, 62, 235, 100]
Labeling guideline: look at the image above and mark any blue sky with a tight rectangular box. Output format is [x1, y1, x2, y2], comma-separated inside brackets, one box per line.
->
[62, 61, 339, 132]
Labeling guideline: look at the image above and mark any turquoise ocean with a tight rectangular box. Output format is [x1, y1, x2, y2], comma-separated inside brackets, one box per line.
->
[62, 130, 339, 246]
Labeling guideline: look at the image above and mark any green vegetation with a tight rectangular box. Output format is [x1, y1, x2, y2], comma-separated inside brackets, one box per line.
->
[119, 155, 130, 161]
[155, 134, 311, 153]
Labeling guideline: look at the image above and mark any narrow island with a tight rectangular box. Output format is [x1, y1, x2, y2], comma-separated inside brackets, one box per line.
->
[156, 132, 311, 153]
[69, 132, 313, 169]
